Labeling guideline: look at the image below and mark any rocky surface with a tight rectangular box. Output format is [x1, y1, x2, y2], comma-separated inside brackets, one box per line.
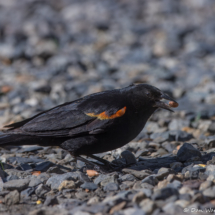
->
[1, 0, 215, 214]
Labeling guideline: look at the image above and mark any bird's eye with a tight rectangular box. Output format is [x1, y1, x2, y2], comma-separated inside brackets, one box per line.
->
[146, 92, 151, 96]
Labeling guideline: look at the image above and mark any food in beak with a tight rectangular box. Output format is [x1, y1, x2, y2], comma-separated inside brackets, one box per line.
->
[153, 93, 179, 112]
[169, 101, 178, 108]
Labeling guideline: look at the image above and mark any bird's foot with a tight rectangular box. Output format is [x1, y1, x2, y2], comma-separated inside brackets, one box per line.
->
[108, 162, 123, 171]
[75, 155, 111, 173]
[90, 164, 112, 173]
[75, 155, 126, 173]
[85, 160, 123, 173]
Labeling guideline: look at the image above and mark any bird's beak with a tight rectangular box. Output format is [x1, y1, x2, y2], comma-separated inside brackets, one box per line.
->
[153, 93, 178, 112]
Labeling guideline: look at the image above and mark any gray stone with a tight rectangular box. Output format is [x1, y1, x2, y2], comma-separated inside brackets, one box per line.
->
[146, 122, 160, 133]
[168, 119, 190, 131]
[7, 157, 44, 164]
[150, 131, 170, 142]
[29, 208, 69, 215]
[6, 175, 19, 182]
[152, 187, 179, 200]
[135, 149, 149, 158]
[95, 174, 117, 187]
[44, 196, 59, 206]
[199, 181, 213, 190]
[206, 137, 215, 149]
[205, 164, 215, 177]
[122, 208, 138, 215]
[139, 188, 153, 198]
[141, 175, 158, 186]
[131, 209, 146, 215]
[203, 186, 215, 199]
[62, 189, 75, 198]
[122, 169, 152, 180]
[76, 160, 86, 169]
[156, 167, 175, 180]
[132, 191, 146, 204]
[187, 92, 208, 103]
[170, 162, 182, 169]
[29, 178, 42, 187]
[3, 179, 30, 191]
[162, 141, 177, 153]
[58, 180, 76, 191]
[191, 193, 206, 204]
[83, 203, 108, 214]
[94, 174, 108, 185]
[35, 184, 50, 197]
[4, 190, 20, 206]
[120, 181, 135, 190]
[207, 156, 215, 165]
[166, 180, 182, 189]
[182, 165, 205, 179]
[75, 191, 90, 200]
[162, 202, 184, 214]
[0, 177, 3, 192]
[208, 122, 215, 133]
[81, 182, 98, 191]
[20, 187, 35, 200]
[103, 182, 119, 192]
[139, 198, 156, 214]
[37, 173, 50, 183]
[179, 193, 192, 201]
[177, 143, 201, 162]
[5, 169, 32, 178]
[121, 150, 136, 165]
[120, 174, 136, 181]
[87, 196, 99, 205]
[76, 172, 91, 183]
[46, 172, 81, 190]
[169, 130, 193, 141]
[102, 191, 132, 203]
[73, 212, 90, 215]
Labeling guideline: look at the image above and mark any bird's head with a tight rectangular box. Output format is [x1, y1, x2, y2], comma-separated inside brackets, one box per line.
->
[123, 83, 178, 112]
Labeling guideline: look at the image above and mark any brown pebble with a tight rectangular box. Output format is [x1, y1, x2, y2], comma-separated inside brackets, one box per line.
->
[32, 171, 41, 176]
[1, 85, 12, 94]
[169, 101, 178, 108]
[86, 170, 99, 177]
[109, 201, 126, 214]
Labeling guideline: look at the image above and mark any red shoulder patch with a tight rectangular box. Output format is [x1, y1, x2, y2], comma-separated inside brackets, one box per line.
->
[86, 107, 126, 120]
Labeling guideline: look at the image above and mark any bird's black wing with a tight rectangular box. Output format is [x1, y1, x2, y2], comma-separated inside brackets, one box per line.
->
[5, 90, 127, 137]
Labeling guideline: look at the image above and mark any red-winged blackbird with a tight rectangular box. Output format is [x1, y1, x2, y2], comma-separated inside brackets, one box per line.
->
[0, 84, 178, 171]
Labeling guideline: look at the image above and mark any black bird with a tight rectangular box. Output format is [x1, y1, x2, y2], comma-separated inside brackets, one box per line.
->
[0, 84, 178, 171]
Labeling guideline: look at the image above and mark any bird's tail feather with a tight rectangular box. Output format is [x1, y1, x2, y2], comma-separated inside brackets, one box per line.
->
[0, 132, 67, 147]
[0, 133, 27, 146]
[0, 133, 43, 147]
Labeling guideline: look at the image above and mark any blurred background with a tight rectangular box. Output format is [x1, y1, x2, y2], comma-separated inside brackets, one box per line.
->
[0, 0, 215, 128]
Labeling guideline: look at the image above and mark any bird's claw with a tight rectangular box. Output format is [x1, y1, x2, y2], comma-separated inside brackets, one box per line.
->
[85, 162, 123, 173]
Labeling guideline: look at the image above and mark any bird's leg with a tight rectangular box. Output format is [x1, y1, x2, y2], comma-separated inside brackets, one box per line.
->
[70, 151, 122, 173]
[87, 154, 121, 171]
[74, 155, 111, 173]
[87, 154, 111, 165]
[75, 155, 97, 167]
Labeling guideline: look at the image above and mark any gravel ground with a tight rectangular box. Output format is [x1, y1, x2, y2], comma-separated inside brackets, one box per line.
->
[1, 0, 215, 214]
